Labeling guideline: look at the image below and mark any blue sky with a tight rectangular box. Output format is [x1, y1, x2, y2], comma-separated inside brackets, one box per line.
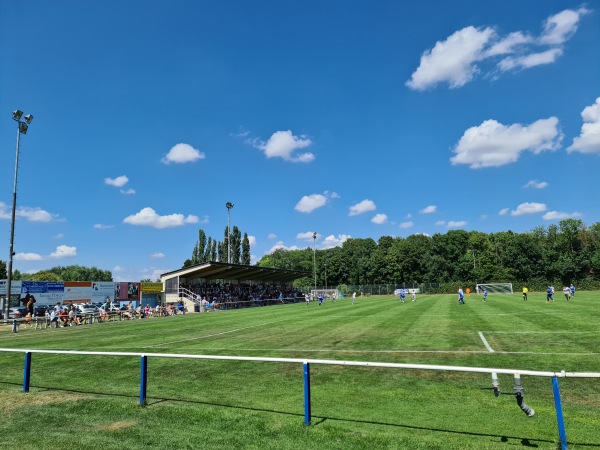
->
[1, 0, 599, 282]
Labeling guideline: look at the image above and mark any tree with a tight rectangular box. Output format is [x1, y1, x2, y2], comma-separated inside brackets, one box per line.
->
[231, 226, 242, 264]
[0, 259, 6, 279]
[242, 233, 251, 265]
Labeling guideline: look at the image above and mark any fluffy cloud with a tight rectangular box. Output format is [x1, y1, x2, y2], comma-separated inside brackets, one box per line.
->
[297, 231, 318, 241]
[151, 252, 165, 258]
[510, 202, 547, 216]
[568, 97, 600, 155]
[14, 252, 43, 261]
[420, 205, 437, 214]
[349, 199, 376, 216]
[50, 245, 77, 259]
[499, 208, 510, 216]
[253, 130, 314, 163]
[0, 202, 57, 223]
[104, 175, 129, 187]
[94, 224, 114, 229]
[406, 26, 494, 90]
[295, 194, 327, 213]
[524, 180, 548, 189]
[451, 117, 562, 168]
[267, 241, 299, 253]
[542, 211, 582, 221]
[435, 220, 446, 226]
[123, 207, 200, 229]
[321, 234, 351, 249]
[399, 221, 414, 229]
[162, 143, 205, 164]
[120, 188, 136, 195]
[447, 221, 467, 228]
[247, 235, 257, 246]
[407, 8, 588, 90]
[371, 213, 388, 224]
[267, 233, 277, 239]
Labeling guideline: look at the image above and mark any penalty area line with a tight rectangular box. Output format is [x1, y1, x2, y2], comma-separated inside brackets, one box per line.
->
[478, 331, 495, 353]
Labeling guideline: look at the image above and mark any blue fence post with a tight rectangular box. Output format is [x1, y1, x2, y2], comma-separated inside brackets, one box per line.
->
[303, 361, 311, 426]
[552, 377, 568, 450]
[13, 319, 18, 333]
[140, 355, 148, 407]
[23, 351, 32, 393]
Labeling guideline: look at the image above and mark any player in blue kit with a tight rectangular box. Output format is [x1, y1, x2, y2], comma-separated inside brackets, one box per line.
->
[483, 289, 488, 302]
[400, 290, 406, 303]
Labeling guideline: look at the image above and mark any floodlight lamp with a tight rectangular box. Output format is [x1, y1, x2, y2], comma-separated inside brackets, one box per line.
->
[19, 123, 28, 134]
[24, 114, 33, 124]
[13, 110, 23, 121]
[226, 202, 234, 209]
[313, 232, 317, 240]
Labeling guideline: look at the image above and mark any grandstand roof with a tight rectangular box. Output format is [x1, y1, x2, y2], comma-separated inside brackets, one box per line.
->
[160, 261, 309, 284]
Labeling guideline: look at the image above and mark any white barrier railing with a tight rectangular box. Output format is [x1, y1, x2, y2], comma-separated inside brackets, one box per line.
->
[2, 348, 598, 449]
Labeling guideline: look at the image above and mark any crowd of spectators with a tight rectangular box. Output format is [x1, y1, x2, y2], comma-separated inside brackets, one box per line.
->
[180, 282, 301, 305]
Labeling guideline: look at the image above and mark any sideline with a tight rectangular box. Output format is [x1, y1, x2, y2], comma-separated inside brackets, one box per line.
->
[478, 331, 495, 353]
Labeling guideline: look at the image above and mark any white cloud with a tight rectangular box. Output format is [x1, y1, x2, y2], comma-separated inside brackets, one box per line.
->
[349, 199, 376, 216]
[499, 208, 510, 216]
[151, 252, 165, 258]
[406, 26, 495, 90]
[104, 175, 129, 187]
[371, 213, 388, 224]
[162, 143, 205, 164]
[267, 233, 277, 239]
[420, 205, 437, 214]
[248, 235, 257, 246]
[1, 203, 57, 223]
[123, 207, 200, 229]
[321, 234, 351, 249]
[524, 180, 549, 189]
[435, 220, 446, 226]
[14, 252, 43, 261]
[539, 7, 589, 45]
[94, 224, 114, 229]
[295, 194, 327, 213]
[267, 241, 299, 253]
[451, 117, 562, 168]
[50, 245, 77, 259]
[407, 8, 588, 90]
[53, 233, 64, 239]
[568, 97, 600, 155]
[113, 265, 123, 272]
[120, 188, 136, 195]
[510, 202, 547, 216]
[447, 221, 467, 228]
[253, 130, 314, 163]
[297, 231, 318, 241]
[498, 48, 563, 71]
[399, 221, 414, 229]
[542, 211, 583, 221]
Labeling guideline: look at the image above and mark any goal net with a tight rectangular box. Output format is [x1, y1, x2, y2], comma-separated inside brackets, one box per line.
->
[476, 283, 513, 294]
[311, 289, 341, 299]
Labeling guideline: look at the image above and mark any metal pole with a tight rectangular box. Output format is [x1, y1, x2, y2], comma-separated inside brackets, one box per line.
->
[4, 125, 21, 323]
[140, 355, 148, 406]
[303, 362, 311, 425]
[312, 233, 317, 293]
[552, 377, 568, 450]
[23, 351, 32, 393]
[227, 208, 231, 264]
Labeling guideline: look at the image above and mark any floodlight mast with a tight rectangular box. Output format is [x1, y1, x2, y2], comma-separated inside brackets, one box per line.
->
[226, 202, 234, 264]
[4, 110, 33, 323]
[312, 232, 317, 293]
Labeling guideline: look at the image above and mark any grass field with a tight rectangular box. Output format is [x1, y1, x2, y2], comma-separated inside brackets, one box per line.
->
[1, 292, 599, 449]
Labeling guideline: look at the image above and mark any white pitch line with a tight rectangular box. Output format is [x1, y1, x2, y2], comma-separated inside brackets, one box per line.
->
[479, 331, 600, 334]
[478, 331, 495, 353]
[149, 320, 286, 347]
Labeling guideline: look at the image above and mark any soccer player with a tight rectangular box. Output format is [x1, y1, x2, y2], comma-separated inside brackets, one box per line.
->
[569, 283, 575, 298]
[411, 290, 416, 302]
[522, 286, 528, 301]
[352, 292, 356, 305]
[483, 289, 488, 302]
[458, 288, 465, 305]
[305, 293, 310, 306]
[399, 290, 406, 303]
[546, 285, 554, 303]
[562, 286, 571, 301]
[318, 294, 324, 306]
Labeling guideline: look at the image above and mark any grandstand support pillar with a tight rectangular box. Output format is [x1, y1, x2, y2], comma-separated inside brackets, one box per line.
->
[139, 355, 148, 407]
[303, 362, 311, 426]
[552, 377, 568, 450]
[23, 351, 32, 393]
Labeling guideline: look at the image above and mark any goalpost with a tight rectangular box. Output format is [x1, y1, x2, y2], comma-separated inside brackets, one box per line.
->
[476, 283, 513, 294]
[311, 289, 341, 299]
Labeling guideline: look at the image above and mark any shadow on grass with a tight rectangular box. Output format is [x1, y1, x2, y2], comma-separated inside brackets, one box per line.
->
[4, 382, 600, 448]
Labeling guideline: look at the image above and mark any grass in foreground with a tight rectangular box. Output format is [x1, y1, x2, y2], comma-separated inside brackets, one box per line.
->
[0, 291, 599, 449]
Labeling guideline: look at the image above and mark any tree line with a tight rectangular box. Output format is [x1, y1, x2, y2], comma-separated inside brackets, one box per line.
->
[255, 219, 600, 292]
[0, 264, 112, 282]
[183, 227, 251, 268]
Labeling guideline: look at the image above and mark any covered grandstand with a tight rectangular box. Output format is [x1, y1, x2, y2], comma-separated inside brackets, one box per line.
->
[160, 261, 309, 310]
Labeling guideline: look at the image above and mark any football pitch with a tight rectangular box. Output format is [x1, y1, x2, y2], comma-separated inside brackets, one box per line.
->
[0, 292, 599, 449]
